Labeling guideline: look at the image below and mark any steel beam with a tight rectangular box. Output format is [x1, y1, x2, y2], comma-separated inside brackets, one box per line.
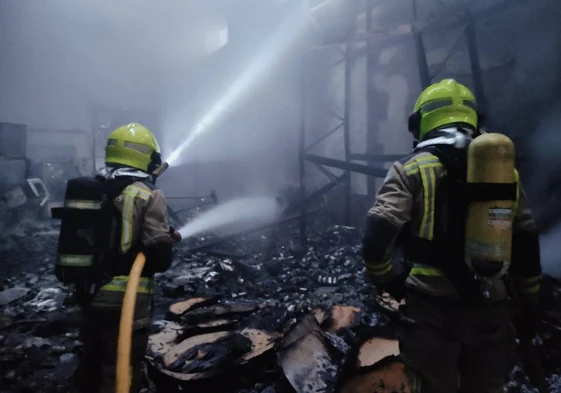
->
[313, 162, 339, 182]
[284, 174, 345, 216]
[343, 47, 352, 225]
[304, 0, 522, 52]
[166, 196, 213, 200]
[429, 25, 468, 82]
[305, 122, 344, 152]
[412, 0, 431, 89]
[413, 31, 430, 89]
[305, 28, 411, 52]
[466, 12, 488, 113]
[299, 53, 308, 248]
[305, 154, 388, 177]
[350, 153, 404, 162]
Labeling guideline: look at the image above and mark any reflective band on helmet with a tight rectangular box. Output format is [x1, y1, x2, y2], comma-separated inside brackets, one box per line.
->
[57, 254, 94, 267]
[124, 141, 153, 154]
[419, 98, 453, 114]
[100, 276, 154, 294]
[64, 200, 102, 210]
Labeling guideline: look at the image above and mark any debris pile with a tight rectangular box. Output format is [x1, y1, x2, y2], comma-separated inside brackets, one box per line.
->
[1, 219, 561, 393]
[156, 225, 380, 318]
[146, 295, 406, 393]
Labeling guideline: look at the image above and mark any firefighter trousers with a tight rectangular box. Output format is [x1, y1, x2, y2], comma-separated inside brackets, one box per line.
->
[72, 289, 153, 393]
[399, 293, 515, 393]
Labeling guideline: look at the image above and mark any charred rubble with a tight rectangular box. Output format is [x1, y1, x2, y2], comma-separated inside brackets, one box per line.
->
[1, 216, 561, 393]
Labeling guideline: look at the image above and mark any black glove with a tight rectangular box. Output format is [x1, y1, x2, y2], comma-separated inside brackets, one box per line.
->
[169, 226, 182, 243]
[383, 280, 407, 303]
[380, 262, 411, 302]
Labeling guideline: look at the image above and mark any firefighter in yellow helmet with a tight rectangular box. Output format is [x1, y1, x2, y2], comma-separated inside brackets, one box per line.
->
[361, 79, 542, 393]
[72, 123, 181, 393]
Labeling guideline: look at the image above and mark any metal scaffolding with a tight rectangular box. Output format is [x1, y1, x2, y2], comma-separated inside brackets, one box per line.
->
[298, 0, 523, 244]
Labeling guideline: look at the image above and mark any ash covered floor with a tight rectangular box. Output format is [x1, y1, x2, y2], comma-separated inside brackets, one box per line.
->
[1, 220, 561, 393]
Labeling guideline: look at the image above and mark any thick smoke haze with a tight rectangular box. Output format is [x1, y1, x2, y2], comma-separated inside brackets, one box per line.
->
[2, 0, 561, 275]
[162, 0, 307, 167]
[0, 1, 227, 129]
[0, 0, 307, 199]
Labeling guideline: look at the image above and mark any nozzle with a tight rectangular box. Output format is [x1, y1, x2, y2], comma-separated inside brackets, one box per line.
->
[152, 162, 169, 178]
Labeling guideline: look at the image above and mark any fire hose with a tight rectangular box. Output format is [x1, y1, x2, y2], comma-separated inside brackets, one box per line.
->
[116, 252, 147, 393]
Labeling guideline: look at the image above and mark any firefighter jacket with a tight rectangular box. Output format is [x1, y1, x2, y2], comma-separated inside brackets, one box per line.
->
[362, 141, 541, 306]
[97, 167, 175, 296]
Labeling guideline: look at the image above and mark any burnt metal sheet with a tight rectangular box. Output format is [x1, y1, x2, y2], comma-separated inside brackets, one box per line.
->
[315, 308, 328, 325]
[181, 301, 264, 326]
[181, 318, 239, 338]
[195, 319, 235, 329]
[322, 306, 361, 333]
[163, 331, 231, 368]
[155, 367, 219, 383]
[147, 322, 183, 358]
[237, 328, 281, 364]
[278, 315, 340, 393]
[338, 358, 410, 393]
[168, 297, 214, 317]
[356, 338, 400, 369]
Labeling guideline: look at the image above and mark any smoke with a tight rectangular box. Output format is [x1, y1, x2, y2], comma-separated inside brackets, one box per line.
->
[524, 103, 561, 278]
[0, 0, 224, 130]
[1, 0, 307, 199]
[178, 197, 279, 240]
[163, 1, 308, 167]
[539, 223, 561, 278]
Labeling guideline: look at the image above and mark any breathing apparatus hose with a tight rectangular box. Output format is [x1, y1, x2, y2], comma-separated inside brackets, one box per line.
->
[116, 252, 147, 393]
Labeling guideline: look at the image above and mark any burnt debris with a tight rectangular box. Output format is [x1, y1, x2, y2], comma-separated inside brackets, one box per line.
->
[1, 219, 561, 393]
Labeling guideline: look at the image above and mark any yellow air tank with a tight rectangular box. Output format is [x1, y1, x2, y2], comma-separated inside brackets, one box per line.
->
[464, 132, 516, 279]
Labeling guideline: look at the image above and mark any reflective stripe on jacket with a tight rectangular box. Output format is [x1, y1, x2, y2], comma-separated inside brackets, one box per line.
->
[103, 180, 174, 292]
[113, 182, 173, 255]
[100, 275, 155, 294]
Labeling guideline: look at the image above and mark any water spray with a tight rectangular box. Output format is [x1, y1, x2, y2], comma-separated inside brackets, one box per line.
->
[178, 197, 279, 240]
[165, 3, 307, 167]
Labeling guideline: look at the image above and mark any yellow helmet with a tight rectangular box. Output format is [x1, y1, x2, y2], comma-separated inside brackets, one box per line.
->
[408, 79, 478, 141]
[105, 123, 161, 172]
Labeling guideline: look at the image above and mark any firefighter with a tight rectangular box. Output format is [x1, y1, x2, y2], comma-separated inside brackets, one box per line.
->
[71, 123, 181, 393]
[362, 79, 542, 393]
